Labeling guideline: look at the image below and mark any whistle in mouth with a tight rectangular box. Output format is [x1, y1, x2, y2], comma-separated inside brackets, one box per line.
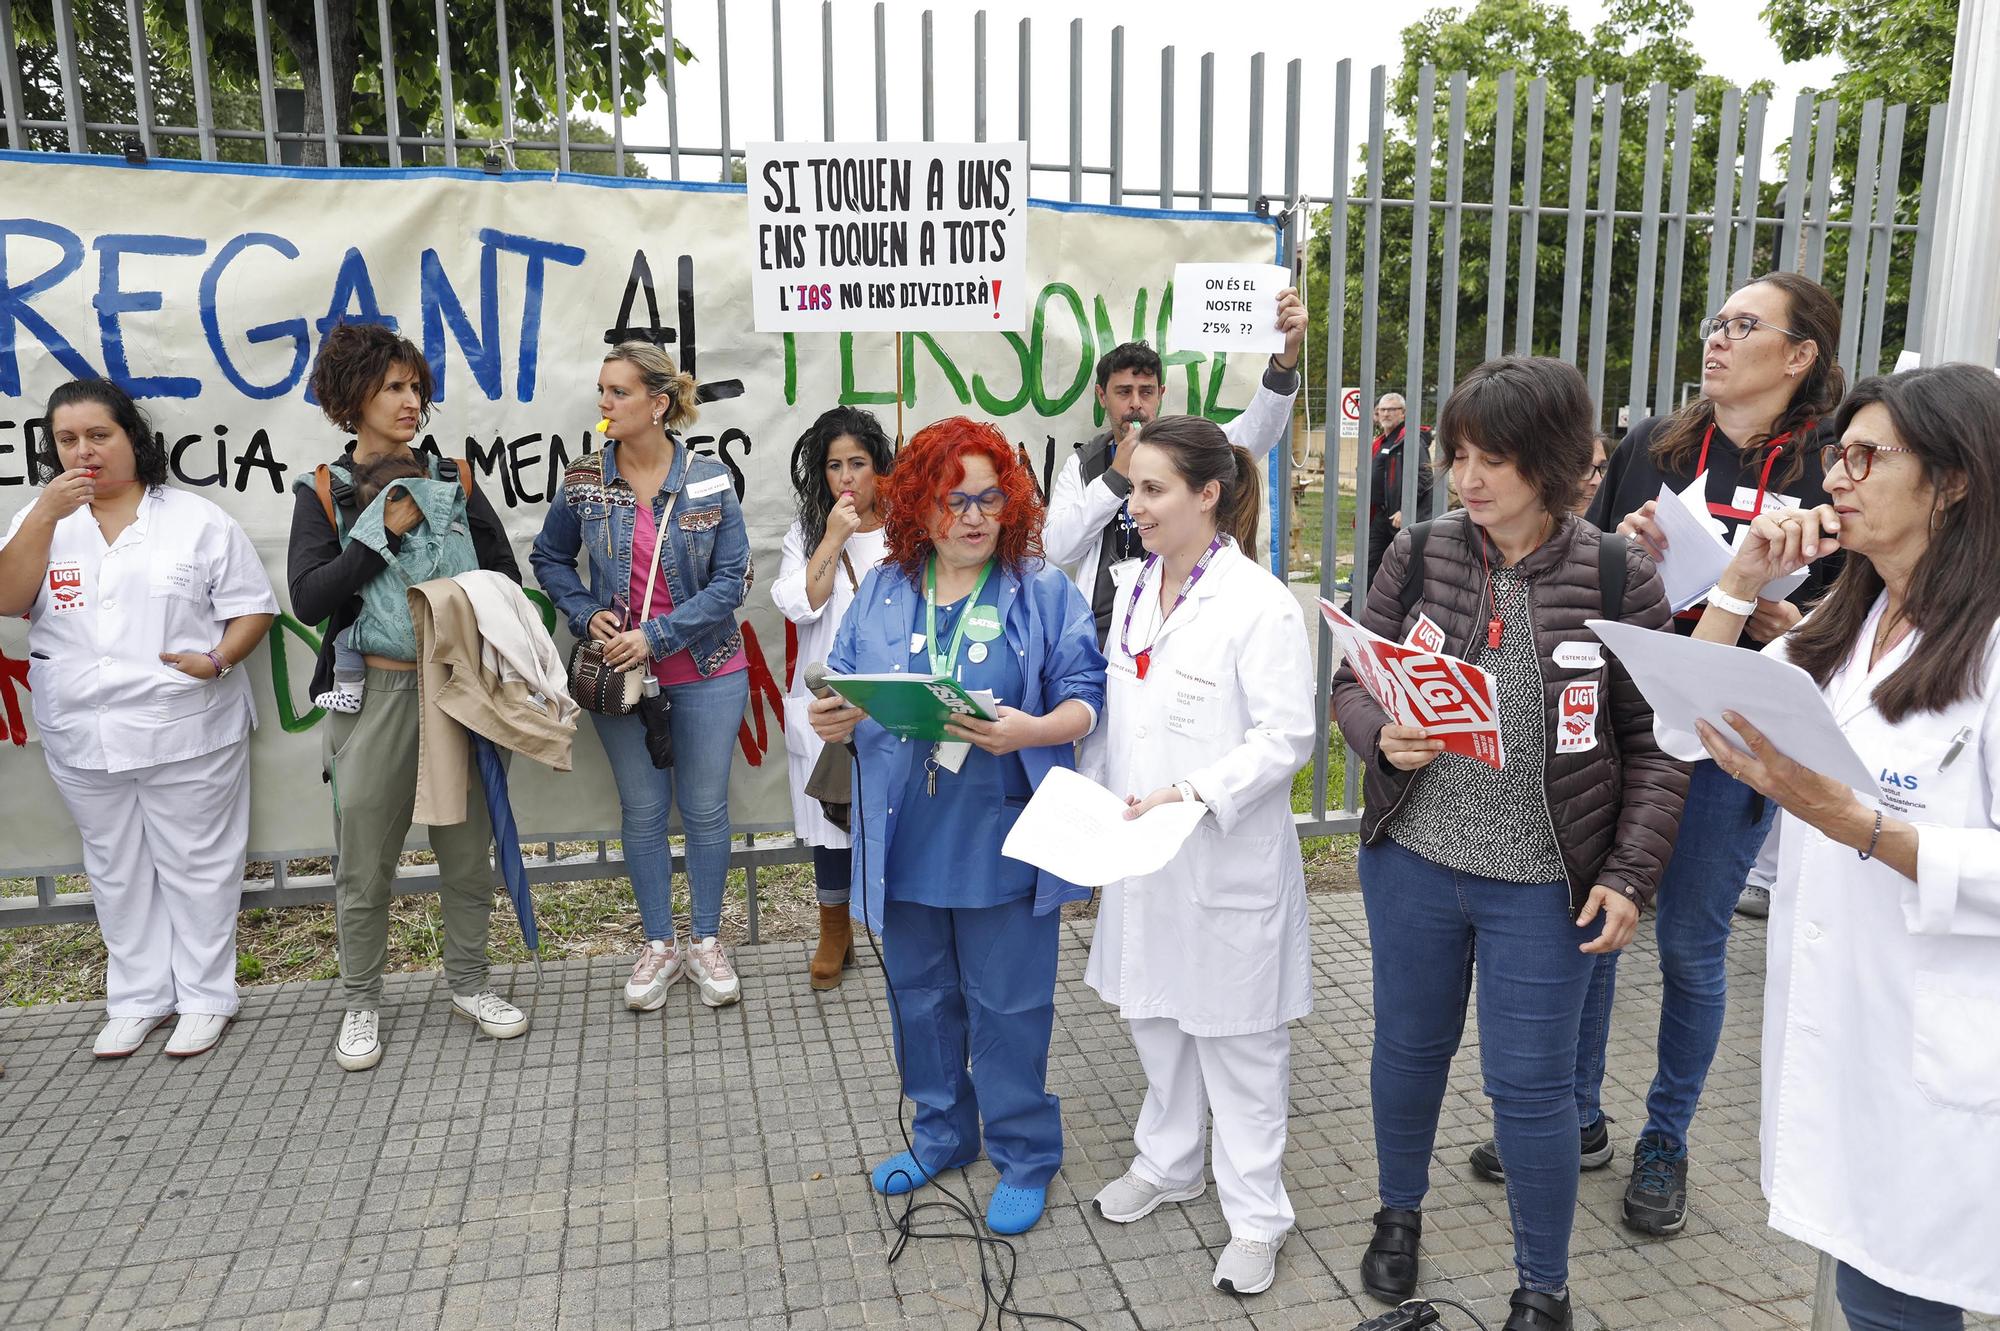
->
[595, 418, 610, 433]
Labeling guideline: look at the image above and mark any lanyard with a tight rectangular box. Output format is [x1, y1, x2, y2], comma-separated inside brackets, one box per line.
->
[924, 556, 994, 679]
[1694, 422, 1799, 520]
[1120, 535, 1227, 680]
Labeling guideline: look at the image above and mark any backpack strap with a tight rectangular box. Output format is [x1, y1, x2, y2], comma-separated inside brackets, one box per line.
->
[313, 463, 337, 531]
[1395, 519, 1435, 618]
[1598, 531, 1629, 621]
[434, 455, 477, 501]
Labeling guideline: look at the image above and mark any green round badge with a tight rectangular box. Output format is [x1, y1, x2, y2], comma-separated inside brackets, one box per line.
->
[962, 604, 1004, 642]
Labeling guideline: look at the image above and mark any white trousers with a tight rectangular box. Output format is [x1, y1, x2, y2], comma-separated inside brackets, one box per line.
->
[1128, 1017, 1295, 1242]
[1747, 818, 1781, 891]
[46, 741, 250, 1018]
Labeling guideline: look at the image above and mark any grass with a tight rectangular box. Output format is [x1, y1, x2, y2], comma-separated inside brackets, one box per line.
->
[1286, 481, 1357, 585]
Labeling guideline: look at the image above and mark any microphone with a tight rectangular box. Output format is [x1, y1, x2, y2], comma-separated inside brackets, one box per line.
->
[802, 661, 857, 755]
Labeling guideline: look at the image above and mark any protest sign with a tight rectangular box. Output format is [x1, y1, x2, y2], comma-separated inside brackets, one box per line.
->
[1166, 263, 1289, 354]
[745, 142, 1028, 333]
[1318, 598, 1506, 769]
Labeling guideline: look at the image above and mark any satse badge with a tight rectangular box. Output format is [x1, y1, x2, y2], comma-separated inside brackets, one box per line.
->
[48, 562, 86, 615]
[1557, 681, 1600, 754]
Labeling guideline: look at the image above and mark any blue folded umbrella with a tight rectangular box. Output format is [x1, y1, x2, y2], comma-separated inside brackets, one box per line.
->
[473, 735, 539, 954]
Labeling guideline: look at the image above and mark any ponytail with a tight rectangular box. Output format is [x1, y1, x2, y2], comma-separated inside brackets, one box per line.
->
[1219, 445, 1262, 547]
[1134, 415, 1262, 548]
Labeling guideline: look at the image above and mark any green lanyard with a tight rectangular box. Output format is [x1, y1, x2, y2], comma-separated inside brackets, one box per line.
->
[924, 556, 994, 679]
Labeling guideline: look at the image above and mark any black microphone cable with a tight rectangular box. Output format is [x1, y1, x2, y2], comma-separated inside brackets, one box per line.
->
[845, 711, 1089, 1330]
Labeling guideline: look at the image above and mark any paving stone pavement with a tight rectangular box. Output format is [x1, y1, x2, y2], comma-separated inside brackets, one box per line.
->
[3, 892, 1994, 1331]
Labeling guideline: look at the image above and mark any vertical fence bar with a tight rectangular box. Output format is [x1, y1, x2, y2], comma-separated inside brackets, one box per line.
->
[35, 875, 55, 909]
[494, 0, 515, 152]
[183, 0, 216, 159]
[771, 0, 785, 142]
[52, 0, 83, 151]
[607, 0, 623, 174]
[1068, 18, 1083, 200]
[0, 0, 23, 149]
[1283, 57, 1300, 212]
[1159, 47, 1175, 206]
[873, 3, 888, 141]
[1485, 69, 1515, 361]
[437, 0, 460, 167]
[1247, 52, 1265, 207]
[821, 1, 835, 143]
[123, 0, 156, 157]
[714, 0, 733, 179]
[1860, 103, 1905, 375]
[921, 10, 935, 142]
[1404, 65, 1435, 521]
[1017, 18, 1031, 149]
[1558, 76, 1594, 365]
[660, 0, 679, 177]
[1313, 56, 1353, 820]
[1839, 99, 1884, 372]
[1906, 106, 1948, 352]
[1515, 78, 1547, 354]
[252, 1, 280, 163]
[1705, 86, 1742, 325]
[972, 10, 986, 142]
[1655, 88, 1697, 419]
[1627, 83, 1668, 428]
[1804, 99, 1837, 282]
[1355, 64, 1386, 638]
[378, 0, 402, 166]
[1436, 72, 1466, 406]
[1198, 53, 1215, 209]
[310, 0, 339, 164]
[551, 0, 570, 169]
[1585, 83, 1622, 419]
[1780, 91, 1813, 270]
[1109, 27, 1124, 204]
[1732, 94, 1768, 287]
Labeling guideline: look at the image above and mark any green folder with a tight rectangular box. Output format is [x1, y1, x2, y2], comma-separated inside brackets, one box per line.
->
[823, 673, 1000, 743]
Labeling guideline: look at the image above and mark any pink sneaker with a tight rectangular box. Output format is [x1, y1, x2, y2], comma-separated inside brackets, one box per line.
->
[625, 938, 683, 1011]
[687, 937, 741, 1008]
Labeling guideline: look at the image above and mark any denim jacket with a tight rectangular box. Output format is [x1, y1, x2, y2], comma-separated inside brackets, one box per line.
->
[529, 438, 750, 677]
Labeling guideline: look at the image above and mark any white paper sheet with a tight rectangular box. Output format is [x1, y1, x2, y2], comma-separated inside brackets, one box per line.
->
[1649, 472, 1814, 612]
[1000, 766, 1209, 887]
[1167, 262, 1290, 354]
[1587, 618, 1877, 793]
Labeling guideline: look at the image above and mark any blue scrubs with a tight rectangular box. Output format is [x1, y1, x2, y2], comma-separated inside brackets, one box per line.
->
[881, 583, 1063, 1188]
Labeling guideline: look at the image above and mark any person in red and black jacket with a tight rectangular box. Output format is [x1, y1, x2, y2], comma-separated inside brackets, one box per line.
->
[1362, 393, 1438, 597]
[1462, 270, 1847, 1245]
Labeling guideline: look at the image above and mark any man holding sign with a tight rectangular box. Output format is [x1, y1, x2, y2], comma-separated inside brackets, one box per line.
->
[1043, 268, 1304, 645]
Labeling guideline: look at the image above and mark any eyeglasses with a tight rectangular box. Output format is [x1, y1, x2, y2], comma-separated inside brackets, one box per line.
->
[1588, 460, 1610, 478]
[1700, 314, 1804, 342]
[943, 487, 1007, 517]
[1820, 440, 1917, 481]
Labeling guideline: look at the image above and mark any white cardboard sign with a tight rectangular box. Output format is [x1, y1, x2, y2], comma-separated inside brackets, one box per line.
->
[1167, 262, 1289, 354]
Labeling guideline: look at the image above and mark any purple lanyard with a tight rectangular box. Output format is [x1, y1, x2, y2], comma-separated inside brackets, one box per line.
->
[1120, 535, 1227, 680]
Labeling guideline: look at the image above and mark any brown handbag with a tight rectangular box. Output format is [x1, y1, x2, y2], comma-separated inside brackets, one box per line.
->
[567, 483, 673, 716]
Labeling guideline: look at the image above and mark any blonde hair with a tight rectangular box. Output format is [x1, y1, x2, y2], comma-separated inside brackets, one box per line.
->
[603, 340, 700, 429]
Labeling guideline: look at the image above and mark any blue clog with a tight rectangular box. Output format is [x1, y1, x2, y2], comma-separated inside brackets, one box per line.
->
[985, 1181, 1047, 1234]
[869, 1149, 975, 1196]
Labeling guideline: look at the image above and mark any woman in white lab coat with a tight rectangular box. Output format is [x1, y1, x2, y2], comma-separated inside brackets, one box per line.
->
[772, 406, 895, 989]
[1691, 363, 2000, 1328]
[1078, 414, 1316, 1299]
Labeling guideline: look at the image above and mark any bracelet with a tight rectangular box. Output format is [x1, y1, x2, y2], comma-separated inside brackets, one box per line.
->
[204, 649, 228, 678]
[1858, 808, 1884, 861]
[1174, 780, 1200, 806]
[1706, 585, 1759, 617]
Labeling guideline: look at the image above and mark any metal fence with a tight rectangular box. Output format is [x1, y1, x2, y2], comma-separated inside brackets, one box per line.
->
[0, 2, 1940, 931]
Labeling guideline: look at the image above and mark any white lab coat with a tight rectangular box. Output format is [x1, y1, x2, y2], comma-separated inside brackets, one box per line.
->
[770, 520, 889, 847]
[1043, 373, 1300, 602]
[1758, 596, 2000, 1314]
[1079, 540, 1316, 1037]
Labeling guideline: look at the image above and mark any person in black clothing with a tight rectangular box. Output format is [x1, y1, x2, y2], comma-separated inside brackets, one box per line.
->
[286, 322, 525, 1074]
[1362, 393, 1439, 598]
[1466, 271, 1847, 1241]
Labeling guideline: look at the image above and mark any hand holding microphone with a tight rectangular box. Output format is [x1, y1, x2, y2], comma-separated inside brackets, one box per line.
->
[803, 661, 862, 750]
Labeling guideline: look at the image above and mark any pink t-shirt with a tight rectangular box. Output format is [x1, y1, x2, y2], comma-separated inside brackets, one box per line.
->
[629, 501, 747, 686]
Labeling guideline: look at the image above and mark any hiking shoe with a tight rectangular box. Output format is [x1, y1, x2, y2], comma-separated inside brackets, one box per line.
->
[1092, 1170, 1205, 1223]
[1470, 1116, 1615, 1182]
[1622, 1134, 1689, 1235]
[335, 1009, 381, 1071]
[1212, 1234, 1285, 1295]
[687, 936, 741, 1007]
[451, 990, 528, 1040]
[1735, 884, 1771, 918]
[625, 938, 684, 1010]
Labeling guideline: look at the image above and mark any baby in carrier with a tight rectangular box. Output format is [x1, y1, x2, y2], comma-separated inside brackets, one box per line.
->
[313, 453, 433, 714]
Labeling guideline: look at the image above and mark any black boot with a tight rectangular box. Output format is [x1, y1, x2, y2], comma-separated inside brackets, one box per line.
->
[1358, 1206, 1421, 1304]
[1503, 1288, 1572, 1330]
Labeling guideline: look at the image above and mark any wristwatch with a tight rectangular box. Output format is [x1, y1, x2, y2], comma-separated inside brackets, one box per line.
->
[205, 649, 233, 679]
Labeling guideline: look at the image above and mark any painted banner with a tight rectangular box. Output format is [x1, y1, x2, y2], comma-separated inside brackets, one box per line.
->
[0, 152, 1279, 871]
[1317, 598, 1506, 769]
[745, 142, 1027, 333]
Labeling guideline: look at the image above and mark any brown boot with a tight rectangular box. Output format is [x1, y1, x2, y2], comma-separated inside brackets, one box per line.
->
[810, 904, 854, 990]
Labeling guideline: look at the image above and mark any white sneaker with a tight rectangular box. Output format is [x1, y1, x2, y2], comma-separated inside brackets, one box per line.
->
[625, 938, 684, 1011]
[1092, 1170, 1206, 1223]
[686, 937, 741, 1007]
[93, 1015, 170, 1059]
[452, 990, 529, 1039]
[335, 1009, 381, 1071]
[1211, 1233, 1286, 1296]
[164, 1013, 231, 1058]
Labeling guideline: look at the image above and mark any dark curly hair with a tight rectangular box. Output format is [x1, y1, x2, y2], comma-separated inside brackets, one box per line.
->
[34, 379, 168, 489]
[310, 322, 433, 434]
[788, 406, 896, 550]
[880, 417, 1044, 583]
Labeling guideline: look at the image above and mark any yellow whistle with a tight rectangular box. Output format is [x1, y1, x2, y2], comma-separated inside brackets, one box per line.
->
[595, 418, 610, 433]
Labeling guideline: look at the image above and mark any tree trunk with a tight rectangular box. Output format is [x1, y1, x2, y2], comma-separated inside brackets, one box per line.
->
[275, 1, 359, 167]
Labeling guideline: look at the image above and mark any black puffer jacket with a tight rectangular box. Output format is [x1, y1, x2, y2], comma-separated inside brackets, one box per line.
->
[1331, 510, 1691, 910]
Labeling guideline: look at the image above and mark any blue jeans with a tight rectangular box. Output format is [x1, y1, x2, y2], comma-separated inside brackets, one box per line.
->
[1574, 759, 1776, 1147]
[811, 846, 851, 906]
[1837, 1262, 1965, 1331]
[592, 669, 749, 941]
[1361, 837, 1605, 1294]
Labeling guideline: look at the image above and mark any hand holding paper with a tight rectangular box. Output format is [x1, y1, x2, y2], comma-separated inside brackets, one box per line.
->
[1319, 598, 1506, 770]
[1001, 766, 1209, 887]
[1651, 473, 1814, 612]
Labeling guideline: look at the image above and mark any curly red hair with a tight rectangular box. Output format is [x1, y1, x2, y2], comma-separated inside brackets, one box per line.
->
[880, 416, 1044, 583]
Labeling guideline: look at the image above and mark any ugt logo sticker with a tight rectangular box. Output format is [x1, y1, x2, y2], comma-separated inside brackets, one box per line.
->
[1557, 681, 1599, 754]
[48, 563, 85, 616]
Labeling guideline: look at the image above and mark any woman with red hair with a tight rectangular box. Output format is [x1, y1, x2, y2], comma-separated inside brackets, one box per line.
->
[810, 416, 1106, 1236]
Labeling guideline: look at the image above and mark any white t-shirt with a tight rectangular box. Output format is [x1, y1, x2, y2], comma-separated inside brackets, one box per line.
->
[7, 486, 278, 772]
